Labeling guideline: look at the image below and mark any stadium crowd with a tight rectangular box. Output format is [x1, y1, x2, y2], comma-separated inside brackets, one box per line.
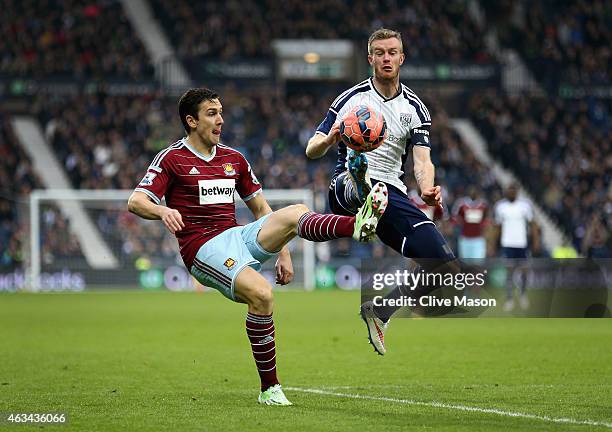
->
[151, 0, 490, 62]
[0, 112, 38, 268]
[36, 92, 179, 191]
[0, 111, 85, 269]
[484, 0, 610, 91]
[469, 90, 610, 257]
[0, 0, 154, 79]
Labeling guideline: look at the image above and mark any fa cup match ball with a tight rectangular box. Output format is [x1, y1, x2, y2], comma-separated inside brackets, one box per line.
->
[339, 105, 387, 152]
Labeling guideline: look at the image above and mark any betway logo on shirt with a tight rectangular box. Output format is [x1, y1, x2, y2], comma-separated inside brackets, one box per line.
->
[465, 208, 484, 224]
[198, 179, 236, 205]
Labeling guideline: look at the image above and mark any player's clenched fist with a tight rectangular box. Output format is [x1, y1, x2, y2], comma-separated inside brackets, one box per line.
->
[275, 252, 294, 286]
[159, 207, 185, 234]
[421, 185, 443, 210]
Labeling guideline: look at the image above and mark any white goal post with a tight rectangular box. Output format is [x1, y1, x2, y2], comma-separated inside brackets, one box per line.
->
[29, 189, 315, 291]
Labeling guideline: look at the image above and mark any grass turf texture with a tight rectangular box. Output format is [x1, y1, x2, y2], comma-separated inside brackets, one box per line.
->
[0, 290, 610, 431]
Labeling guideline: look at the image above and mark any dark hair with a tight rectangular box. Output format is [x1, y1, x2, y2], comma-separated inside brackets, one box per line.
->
[178, 87, 219, 133]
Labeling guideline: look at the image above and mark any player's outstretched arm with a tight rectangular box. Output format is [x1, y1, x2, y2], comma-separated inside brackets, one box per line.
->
[413, 146, 443, 210]
[127, 191, 185, 234]
[306, 124, 341, 159]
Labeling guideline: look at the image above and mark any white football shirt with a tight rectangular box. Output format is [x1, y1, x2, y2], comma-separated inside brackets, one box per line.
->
[494, 198, 534, 248]
[317, 77, 431, 193]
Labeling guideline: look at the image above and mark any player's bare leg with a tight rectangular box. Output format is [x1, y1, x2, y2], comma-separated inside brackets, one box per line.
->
[256, 204, 310, 253]
[234, 267, 292, 406]
[234, 266, 274, 314]
[257, 185, 388, 252]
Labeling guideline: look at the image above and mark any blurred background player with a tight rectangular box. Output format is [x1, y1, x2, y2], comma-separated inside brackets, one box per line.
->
[128, 87, 388, 404]
[306, 28, 459, 355]
[452, 186, 489, 260]
[493, 183, 540, 311]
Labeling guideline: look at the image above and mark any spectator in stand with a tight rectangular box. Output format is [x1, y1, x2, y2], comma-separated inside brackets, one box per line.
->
[452, 186, 489, 260]
[582, 214, 610, 258]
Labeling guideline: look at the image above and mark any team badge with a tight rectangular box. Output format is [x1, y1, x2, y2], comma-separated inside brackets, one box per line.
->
[222, 163, 236, 176]
[400, 113, 412, 127]
[224, 258, 236, 270]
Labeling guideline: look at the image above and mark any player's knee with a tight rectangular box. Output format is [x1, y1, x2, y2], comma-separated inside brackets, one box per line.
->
[290, 203, 310, 217]
[285, 204, 310, 231]
[250, 283, 274, 313]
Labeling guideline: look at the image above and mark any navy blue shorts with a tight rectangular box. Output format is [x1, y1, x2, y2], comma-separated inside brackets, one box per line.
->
[502, 247, 528, 259]
[329, 174, 455, 261]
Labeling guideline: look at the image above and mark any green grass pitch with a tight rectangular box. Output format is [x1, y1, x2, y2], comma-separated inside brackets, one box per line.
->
[1, 290, 611, 431]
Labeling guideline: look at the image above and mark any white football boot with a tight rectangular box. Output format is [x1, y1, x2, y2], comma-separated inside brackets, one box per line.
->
[359, 300, 389, 355]
[258, 384, 293, 406]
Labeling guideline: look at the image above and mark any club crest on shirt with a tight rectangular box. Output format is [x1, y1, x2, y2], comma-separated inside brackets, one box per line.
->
[400, 113, 412, 127]
[222, 163, 236, 176]
[224, 258, 236, 270]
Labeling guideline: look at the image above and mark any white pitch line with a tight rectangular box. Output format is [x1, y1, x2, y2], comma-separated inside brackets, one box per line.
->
[286, 387, 612, 429]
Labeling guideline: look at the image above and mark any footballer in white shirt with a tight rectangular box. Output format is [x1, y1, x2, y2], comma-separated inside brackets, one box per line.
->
[494, 183, 540, 258]
[307, 28, 465, 355]
[493, 183, 541, 311]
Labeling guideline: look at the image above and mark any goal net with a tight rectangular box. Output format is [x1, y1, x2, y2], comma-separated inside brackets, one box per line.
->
[28, 189, 315, 292]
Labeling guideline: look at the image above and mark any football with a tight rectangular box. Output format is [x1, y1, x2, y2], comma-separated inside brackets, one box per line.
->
[339, 105, 387, 152]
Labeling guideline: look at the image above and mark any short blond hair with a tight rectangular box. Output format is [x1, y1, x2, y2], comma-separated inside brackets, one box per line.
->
[368, 28, 403, 55]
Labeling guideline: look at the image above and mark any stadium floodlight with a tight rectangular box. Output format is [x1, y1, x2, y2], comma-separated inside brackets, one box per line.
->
[29, 189, 315, 292]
